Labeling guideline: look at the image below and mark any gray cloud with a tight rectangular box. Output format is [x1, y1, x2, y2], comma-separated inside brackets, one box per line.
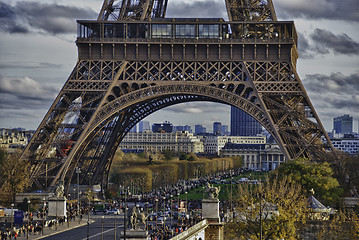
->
[297, 29, 359, 58]
[0, 76, 58, 101]
[275, 0, 359, 22]
[0, 1, 97, 35]
[166, 0, 227, 18]
[310, 29, 359, 55]
[303, 72, 359, 114]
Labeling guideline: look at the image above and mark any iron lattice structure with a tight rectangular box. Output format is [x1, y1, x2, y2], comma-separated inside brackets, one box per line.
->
[20, 0, 334, 192]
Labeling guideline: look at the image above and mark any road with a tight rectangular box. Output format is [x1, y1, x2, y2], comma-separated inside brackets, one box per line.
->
[38, 214, 175, 240]
[41, 215, 124, 240]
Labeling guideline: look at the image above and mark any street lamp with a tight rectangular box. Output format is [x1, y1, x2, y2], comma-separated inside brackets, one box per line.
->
[145, 202, 149, 231]
[162, 197, 166, 230]
[101, 216, 104, 240]
[185, 191, 188, 217]
[76, 167, 81, 223]
[87, 172, 93, 240]
[27, 200, 30, 239]
[177, 193, 180, 220]
[42, 202, 46, 235]
[10, 203, 14, 235]
[155, 198, 158, 227]
[170, 195, 173, 227]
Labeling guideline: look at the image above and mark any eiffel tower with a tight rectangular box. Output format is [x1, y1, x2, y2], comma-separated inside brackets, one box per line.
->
[19, 0, 334, 192]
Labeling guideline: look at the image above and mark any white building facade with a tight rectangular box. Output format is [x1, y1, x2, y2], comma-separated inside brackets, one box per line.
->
[119, 130, 204, 153]
[219, 143, 286, 171]
[203, 136, 266, 154]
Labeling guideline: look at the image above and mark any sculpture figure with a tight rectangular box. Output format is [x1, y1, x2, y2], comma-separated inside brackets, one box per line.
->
[205, 182, 221, 199]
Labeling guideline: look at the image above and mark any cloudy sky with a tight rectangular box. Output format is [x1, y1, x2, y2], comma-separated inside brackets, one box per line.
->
[0, 0, 358, 133]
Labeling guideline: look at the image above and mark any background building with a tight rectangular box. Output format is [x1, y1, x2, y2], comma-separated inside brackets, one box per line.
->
[195, 125, 206, 135]
[231, 107, 262, 136]
[174, 125, 192, 133]
[331, 137, 359, 155]
[152, 121, 173, 133]
[333, 114, 353, 134]
[221, 125, 229, 136]
[139, 121, 150, 133]
[0, 128, 34, 153]
[213, 122, 222, 135]
[220, 142, 285, 171]
[129, 125, 137, 133]
[203, 135, 266, 154]
[119, 130, 203, 153]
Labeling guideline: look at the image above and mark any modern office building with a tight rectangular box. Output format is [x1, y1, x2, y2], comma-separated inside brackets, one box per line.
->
[221, 125, 229, 135]
[231, 107, 262, 136]
[333, 115, 353, 134]
[213, 122, 222, 135]
[129, 125, 137, 133]
[174, 125, 192, 133]
[119, 130, 203, 153]
[195, 125, 206, 135]
[152, 121, 173, 133]
[139, 121, 150, 133]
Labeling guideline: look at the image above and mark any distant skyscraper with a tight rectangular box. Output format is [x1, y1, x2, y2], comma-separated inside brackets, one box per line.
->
[152, 121, 173, 133]
[129, 125, 137, 133]
[174, 125, 192, 132]
[333, 114, 353, 134]
[221, 125, 229, 135]
[213, 122, 222, 135]
[231, 107, 262, 136]
[195, 125, 206, 134]
[139, 121, 150, 133]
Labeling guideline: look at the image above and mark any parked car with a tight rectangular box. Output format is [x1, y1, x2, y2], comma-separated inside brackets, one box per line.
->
[104, 208, 120, 215]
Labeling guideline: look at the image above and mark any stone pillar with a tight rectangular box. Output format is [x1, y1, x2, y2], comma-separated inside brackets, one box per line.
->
[47, 197, 66, 217]
[202, 198, 220, 223]
[120, 229, 148, 240]
[202, 198, 224, 240]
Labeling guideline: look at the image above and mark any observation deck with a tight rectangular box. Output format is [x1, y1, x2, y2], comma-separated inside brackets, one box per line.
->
[76, 18, 298, 62]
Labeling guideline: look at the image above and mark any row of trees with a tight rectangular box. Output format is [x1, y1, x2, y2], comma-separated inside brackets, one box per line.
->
[224, 156, 359, 239]
[0, 148, 29, 205]
[109, 150, 242, 193]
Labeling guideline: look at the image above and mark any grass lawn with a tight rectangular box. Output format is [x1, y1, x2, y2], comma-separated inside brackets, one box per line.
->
[176, 171, 268, 201]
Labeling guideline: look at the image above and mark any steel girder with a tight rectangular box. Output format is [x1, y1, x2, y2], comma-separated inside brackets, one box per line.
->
[225, 0, 277, 21]
[98, 0, 168, 21]
[18, 0, 334, 193]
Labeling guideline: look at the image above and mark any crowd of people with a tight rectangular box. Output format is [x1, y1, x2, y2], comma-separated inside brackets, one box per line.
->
[0, 168, 252, 239]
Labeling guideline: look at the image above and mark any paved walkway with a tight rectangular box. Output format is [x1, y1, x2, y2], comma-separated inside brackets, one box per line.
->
[16, 218, 91, 240]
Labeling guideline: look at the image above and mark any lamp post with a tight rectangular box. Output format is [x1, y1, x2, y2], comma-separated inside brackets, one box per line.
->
[145, 202, 149, 231]
[27, 200, 30, 239]
[155, 198, 158, 227]
[55, 199, 58, 231]
[42, 202, 46, 235]
[170, 195, 173, 227]
[162, 197, 166, 229]
[185, 191, 188, 217]
[10, 203, 14, 235]
[114, 207, 117, 240]
[177, 193, 180, 220]
[101, 216, 104, 240]
[76, 167, 81, 223]
[123, 188, 130, 240]
[87, 172, 93, 240]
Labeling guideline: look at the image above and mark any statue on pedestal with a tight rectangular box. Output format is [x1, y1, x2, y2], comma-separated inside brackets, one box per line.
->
[129, 206, 147, 230]
[205, 182, 221, 199]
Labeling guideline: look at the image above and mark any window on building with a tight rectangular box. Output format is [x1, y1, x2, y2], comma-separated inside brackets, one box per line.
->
[175, 24, 195, 38]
